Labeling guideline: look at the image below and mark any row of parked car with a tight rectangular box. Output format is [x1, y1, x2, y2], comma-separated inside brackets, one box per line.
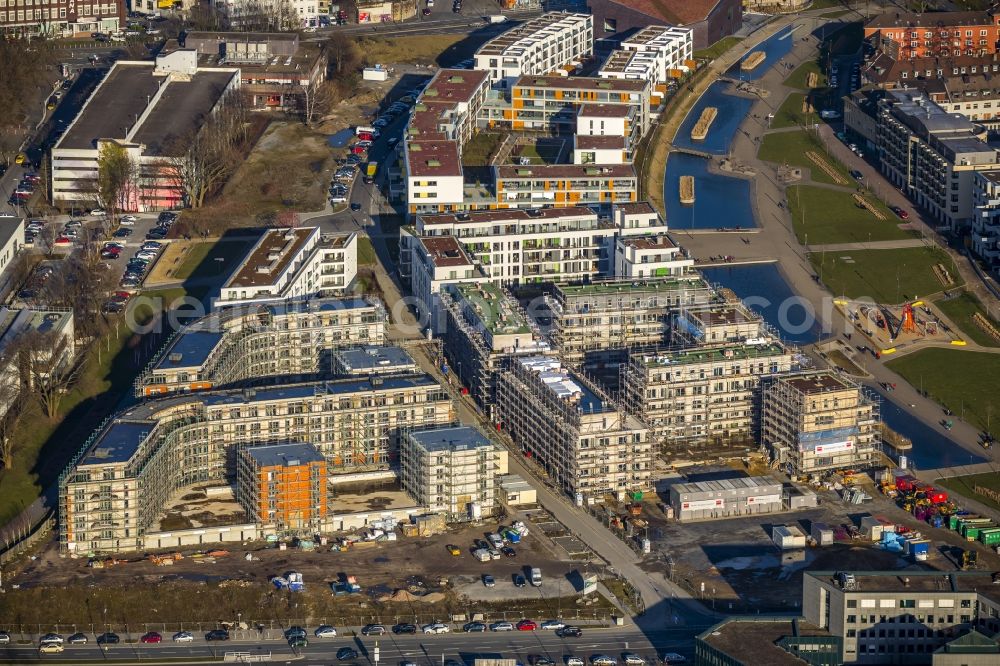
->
[8, 172, 40, 207]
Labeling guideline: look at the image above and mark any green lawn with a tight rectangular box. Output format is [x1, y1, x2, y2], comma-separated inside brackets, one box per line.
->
[463, 132, 503, 166]
[694, 36, 740, 61]
[758, 129, 851, 186]
[810, 246, 964, 303]
[789, 185, 911, 245]
[886, 348, 1000, 440]
[174, 238, 254, 281]
[771, 93, 818, 129]
[784, 61, 825, 90]
[937, 473, 1000, 512]
[935, 290, 1000, 348]
[357, 236, 377, 266]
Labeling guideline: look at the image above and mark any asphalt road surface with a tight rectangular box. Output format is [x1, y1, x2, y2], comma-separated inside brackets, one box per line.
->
[0, 625, 696, 665]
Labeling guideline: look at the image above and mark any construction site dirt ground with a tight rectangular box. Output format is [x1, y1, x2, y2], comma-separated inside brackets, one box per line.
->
[639, 476, 1000, 614]
[12, 515, 592, 594]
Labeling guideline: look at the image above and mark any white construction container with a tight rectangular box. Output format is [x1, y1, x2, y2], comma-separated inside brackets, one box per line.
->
[811, 522, 834, 546]
[363, 67, 388, 81]
[859, 516, 883, 541]
[772, 524, 806, 550]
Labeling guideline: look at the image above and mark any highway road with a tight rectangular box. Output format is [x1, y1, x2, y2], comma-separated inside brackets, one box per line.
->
[0, 625, 697, 665]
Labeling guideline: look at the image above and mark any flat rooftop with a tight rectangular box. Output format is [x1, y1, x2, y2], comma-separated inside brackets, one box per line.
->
[224, 227, 315, 289]
[450, 282, 532, 335]
[407, 140, 462, 178]
[616, 201, 658, 215]
[421, 69, 488, 104]
[420, 206, 595, 226]
[578, 103, 631, 118]
[781, 372, 854, 394]
[131, 70, 238, 157]
[515, 75, 648, 93]
[245, 442, 324, 468]
[494, 163, 636, 180]
[59, 64, 162, 150]
[408, 425, 493, 453]
[475, 12, 591, 58]
[635, 341, 787, 367]
[153, 329, 224, 372]
[555, 276, 709, 298]
[417, 235, 475, 266]
[80, 421, 154, 466]
[0, 308, 72, 349]
[332, 345, 416, 374]
[576, 135, 626, 150]
[621, 235, 676, 250]
[624, 25, 692, 47]
[806, 570, 1000, 604]
[672, 475, 782, 496]
[699, 617, 834, 666]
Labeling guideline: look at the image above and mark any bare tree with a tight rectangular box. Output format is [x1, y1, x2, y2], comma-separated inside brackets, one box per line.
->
[230, 0, 299, 32]
[302, 79, 334, 126]
[97, 142, 140, 220]
[0, 345, 27, 469]
[8, 328, 79, 423]
[327, 32, 361, 76]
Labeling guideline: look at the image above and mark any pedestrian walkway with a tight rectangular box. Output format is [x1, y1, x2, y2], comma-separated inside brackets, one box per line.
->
[808, 238, 928, 252]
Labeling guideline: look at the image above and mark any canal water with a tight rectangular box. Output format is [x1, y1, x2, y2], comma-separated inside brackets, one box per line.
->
[672, 81, 755, 155]
[879, 398, 987, 470]
[665, 154, 756, 230]
[731, 26, 797, 82]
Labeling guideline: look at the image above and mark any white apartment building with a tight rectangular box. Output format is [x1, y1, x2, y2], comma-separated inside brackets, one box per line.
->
[404, 140, 466, 217]
[401, 233, 489, 327]
[497, 355, 652, 498]
[407, 68, 490, 145]
[599, 25, 693, 108]
[473, 12, 594, 89]
[763, 371, 880, 477]
[136, 296, 386, 397]
[621, 339, 795, 449]
[614, 235, 693, 278]
[217, 227, 357, 305]
[211, 0, 318, 28]
[878, 89, 1000, 230]
[574, 135, 628, 164]
[400, 425, 500, 519]
[59, 372, 454, 553]
[971, 170, 1000, 271]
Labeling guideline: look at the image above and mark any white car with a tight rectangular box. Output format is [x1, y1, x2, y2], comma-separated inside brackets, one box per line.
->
[135, 251, 158, 261]
[39, 633, 63, 644]
[314, 625, 337, 638]
[172, 631, 194, 642]
[660, 655, 687, 664]
[0, 632, 10, 644]
[120, 215, 138, 223]
[330, 195, 348, 204]
[90, 209, 106, 217]
[490, 622, 514, 632]
[421, 623, 449, 634]
[540, 620, 565, 630]
[118, 217, 135, 226]
[590, 657, 617, 666]
[566, 659, 584, 666]
[622, 654, 645, 666]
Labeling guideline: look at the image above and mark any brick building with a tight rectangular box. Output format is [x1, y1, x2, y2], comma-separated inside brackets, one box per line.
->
[587, 0, 742, 49]
[865, 10, 1000, 60]
[0, 0, 123, 37]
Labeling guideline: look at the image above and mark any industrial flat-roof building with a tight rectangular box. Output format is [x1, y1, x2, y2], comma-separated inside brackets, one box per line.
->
[217, 227, 357, 304]
[51, 52, 240, 211]
[695, 616, 841, 666]
[400, 426, 501, 519]
[59, 372, 454, 553]
[763, 371, 880, 477]
[136, 296, 386, 397]
[497, 355, 652, 498]
[668, 475, 784, 521]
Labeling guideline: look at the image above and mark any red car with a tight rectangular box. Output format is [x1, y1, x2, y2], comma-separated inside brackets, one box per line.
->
[140, 632, 162, 643]
[110, 291, 131, 304]
[516, 620, 537, 631]
[891, 206, 909, 220]
[54, 235, 72, 245]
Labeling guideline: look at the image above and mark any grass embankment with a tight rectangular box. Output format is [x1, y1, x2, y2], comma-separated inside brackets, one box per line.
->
[173, 238, 255, 281]
[694, 36, 740, 61]
[810, 246, 963, 303]
[935, 291, 1000, 348]
[758, 129, 851, 186]
[357, 236, 377, 266]
[784, 61, 825, 91]
[0, 289, 198, 528]
[788, 185, 910, 245]
[886, 348, 1000, 440]
[356, 34, 474, 67]
[937, 472, 1000, 512]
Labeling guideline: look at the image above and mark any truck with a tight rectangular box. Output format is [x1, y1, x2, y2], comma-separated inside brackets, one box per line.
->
[364, 162, 378, 184]
[530, 567, 542, 586]
[473, 548, 491, 562]
[487, 532, 504, 549]
[503, 528, 521, 544]
[487, 15, 507, 23]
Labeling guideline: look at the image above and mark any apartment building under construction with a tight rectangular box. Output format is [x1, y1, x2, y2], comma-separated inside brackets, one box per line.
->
[135, 297, 387, 397]
[59, 373, 454, 553]
[763, 371, 880, 477]
[496, 355, 652, 498]
[621, 340, 796, 450]
[440, 281, 550, 417]
[540, 276, 714, 368]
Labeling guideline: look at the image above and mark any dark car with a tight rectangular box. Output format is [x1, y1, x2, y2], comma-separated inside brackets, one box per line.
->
[502, 546, 516, 557]
[67, 633, 88, 645]
[350, 203, 362, 211]
[102, 301, 125, 314]
[513, 573, 526, 587]
[338, 647, 360, 660]
[557, 626, 582, 638]
[289, 636, 308, 648]
[463, 621, 487, 632]
[529, 657, 555, 666]
[146, 229, 168, 240]
[850, 169, 864, 181]
[205, 629, 230, 641]
[112, 228, 132, 238]
[96, 632, 120, 644]
[393, 623, 417, 634]
[361, 624, 386, 636]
